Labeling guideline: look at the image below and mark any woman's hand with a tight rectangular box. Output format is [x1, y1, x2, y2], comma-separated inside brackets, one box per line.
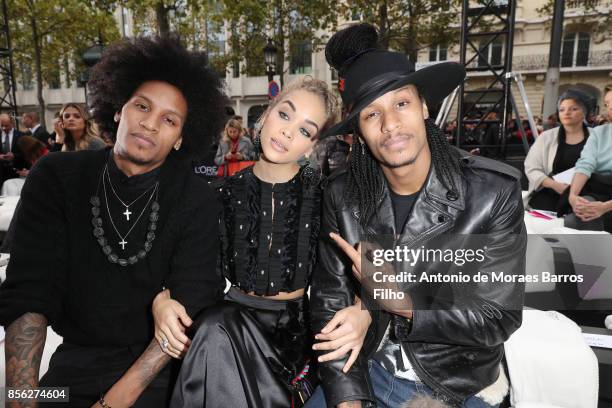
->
[152, 289, 192, 359]
[575, 200, 611, 222]
[313, 299, 372, 373]
[54, 119, 65, 144]
[570, 194, 593, 220]
[552, 181, 569, 195]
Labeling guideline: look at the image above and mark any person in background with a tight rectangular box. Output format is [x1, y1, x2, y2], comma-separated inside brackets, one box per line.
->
[524, 89, 593, 212]
[567, 84, 612, 232]
[52, 103, 106, 152]
[0, 113, 26, 184]
[214, 118, 256, 166]
[311, 133, 352, 176]
[0, 135, 49, 196]
[444, 120, 458, 144]
[22, 111, 51, 146]
[544, 113, 559, 131]
[14, 135, 49, 177]
[534, 116, 544, 134]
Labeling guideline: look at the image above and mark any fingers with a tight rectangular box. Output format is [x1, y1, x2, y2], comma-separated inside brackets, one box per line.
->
[352, 264, 361, 280]
[176, 305, 193, 328]
[167, 319, 191, 348]
[317, 342, 353, 363]
[314, 334, 355, 353]
[320, 311, 345, 334]
[155, 332, 177, 358]
[164, 321, 189, 351]
[157, 321, 189, 359]
[343, 347, 362, 373]
[329, 233, 360, 265]
[315, 323, 352, 343]
[160, 331, 183, 359]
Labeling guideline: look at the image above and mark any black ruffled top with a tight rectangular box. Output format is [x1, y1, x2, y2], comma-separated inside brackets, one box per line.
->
[213, 166, 321, 295]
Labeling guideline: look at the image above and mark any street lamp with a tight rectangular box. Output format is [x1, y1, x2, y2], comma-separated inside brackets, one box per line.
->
[81, 40, 104, 107]
[263, 38, 277, 83]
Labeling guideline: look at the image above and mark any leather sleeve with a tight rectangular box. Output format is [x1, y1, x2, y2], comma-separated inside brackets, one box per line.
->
[310, 181, 375, 407]
[408, 177, 527, 347]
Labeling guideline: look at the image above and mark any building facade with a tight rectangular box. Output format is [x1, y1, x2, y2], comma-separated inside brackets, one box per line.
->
[416, 0, 612, 120]
[8, 1, 612, 129]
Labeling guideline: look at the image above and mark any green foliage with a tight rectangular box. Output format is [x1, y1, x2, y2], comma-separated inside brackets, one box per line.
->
[339, 0, 463, 61]
[8, 0, 120, 88]
[537, 0, 612, 38]
[214, 0, 339, 81]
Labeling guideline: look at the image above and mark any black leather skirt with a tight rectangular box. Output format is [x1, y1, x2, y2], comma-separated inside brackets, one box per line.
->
[170, 287, 315, 408]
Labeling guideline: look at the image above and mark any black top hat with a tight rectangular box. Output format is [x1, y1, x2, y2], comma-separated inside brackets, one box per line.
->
[322, 29, 466, 138]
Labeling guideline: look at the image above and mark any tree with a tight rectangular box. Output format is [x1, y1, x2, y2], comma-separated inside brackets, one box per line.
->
[216, 0, 339, 86]
[7, 0, 119, 126]
[342, 0, 462, 62]
[121, 0, 181, 37]
[537, 0, 612, 40]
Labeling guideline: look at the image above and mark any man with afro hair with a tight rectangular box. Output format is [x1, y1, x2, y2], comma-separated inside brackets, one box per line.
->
[0, 36, 227, 407]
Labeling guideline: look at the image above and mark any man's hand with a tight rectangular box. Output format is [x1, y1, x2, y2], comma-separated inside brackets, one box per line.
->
[152, 289, 192, 359]
[329, 232, 413, 318]
[54, 121, 65, 144]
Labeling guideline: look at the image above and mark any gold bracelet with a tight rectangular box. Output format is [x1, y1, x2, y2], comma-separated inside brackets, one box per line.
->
[99, 396, 112, 408]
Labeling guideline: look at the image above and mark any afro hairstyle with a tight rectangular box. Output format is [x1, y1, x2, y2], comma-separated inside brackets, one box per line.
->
[87, 35, 228, 158]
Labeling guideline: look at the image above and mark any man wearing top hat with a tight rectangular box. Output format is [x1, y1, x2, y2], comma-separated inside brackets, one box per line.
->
[309, 24, 526, 407]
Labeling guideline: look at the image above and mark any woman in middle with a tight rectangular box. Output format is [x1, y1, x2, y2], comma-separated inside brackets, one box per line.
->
[153, 77, 373, 407]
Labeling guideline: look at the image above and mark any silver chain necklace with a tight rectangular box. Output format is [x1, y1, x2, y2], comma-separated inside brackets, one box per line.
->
[103, 165, 158, 250]
[105, 164, 157, 221]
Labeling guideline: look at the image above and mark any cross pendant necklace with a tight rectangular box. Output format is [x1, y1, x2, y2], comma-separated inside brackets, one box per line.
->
[106, 168, 156, 222]
[102, 164, 159, 252]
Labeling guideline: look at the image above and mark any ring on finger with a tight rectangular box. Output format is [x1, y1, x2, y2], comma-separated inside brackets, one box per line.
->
[161, 338, 169, 350]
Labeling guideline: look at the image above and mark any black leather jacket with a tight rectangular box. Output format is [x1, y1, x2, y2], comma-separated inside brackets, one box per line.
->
[311, 152, 527, 407]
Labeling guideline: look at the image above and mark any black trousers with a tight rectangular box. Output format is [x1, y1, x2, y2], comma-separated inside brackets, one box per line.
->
[39, 342, 176, 408]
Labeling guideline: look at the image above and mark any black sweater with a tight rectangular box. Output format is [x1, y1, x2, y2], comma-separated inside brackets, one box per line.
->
[0, 148, 223, 347]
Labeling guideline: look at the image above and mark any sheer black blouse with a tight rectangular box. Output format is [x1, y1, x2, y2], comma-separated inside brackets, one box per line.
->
[213, 166, 321, 296]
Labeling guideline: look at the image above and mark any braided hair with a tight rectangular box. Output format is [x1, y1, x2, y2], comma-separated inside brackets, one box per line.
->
[326, 24, 463, 228]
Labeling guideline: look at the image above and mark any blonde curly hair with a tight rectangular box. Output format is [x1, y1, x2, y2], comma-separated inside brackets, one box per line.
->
[256, 76, 339, 139]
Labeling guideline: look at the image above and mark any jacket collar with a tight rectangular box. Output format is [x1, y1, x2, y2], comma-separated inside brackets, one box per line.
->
[361, 160, 465, 244]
